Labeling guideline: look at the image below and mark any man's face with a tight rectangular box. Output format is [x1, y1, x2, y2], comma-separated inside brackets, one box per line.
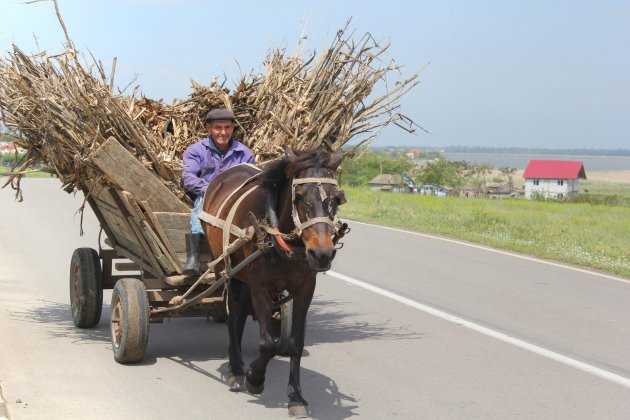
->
[206, 120, 234, 151]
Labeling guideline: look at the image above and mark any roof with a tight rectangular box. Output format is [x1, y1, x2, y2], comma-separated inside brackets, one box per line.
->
[522, 160, 586, 180]
[368, 174, 402, 185]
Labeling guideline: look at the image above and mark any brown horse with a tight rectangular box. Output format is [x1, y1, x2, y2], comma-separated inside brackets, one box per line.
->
[201, 147, 346, 417]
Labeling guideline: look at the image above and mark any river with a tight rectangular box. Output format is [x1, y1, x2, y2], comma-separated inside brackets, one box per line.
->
[443, 153, 630, 171]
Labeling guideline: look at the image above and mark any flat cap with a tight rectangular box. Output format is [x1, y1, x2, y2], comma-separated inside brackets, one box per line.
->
[205, 108, 236, 122]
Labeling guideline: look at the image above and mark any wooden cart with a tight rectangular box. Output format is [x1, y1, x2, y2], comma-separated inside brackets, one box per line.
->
[69, 138, 291, 363]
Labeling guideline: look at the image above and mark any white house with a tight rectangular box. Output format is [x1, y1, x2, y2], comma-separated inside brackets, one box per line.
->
[522, 160, 586, 199]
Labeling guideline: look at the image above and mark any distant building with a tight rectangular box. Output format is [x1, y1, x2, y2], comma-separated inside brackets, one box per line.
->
[368, 174, 404, 192]
[404, 148, 422, 159]
[522, 160, 586, 199]
[0, 142, 16, 155]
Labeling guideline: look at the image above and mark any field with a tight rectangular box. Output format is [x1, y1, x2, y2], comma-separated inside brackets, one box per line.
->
[0, 166, 52, 178]
[339, 176, 630, 279]
[2, 166, 628, 278]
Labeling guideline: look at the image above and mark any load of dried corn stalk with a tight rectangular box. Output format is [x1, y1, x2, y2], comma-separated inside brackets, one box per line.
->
[0, 21, 420, 204]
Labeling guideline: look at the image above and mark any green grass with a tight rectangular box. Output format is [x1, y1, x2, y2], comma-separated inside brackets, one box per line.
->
[0, 166, 53, 178]
[339, 187, 630, 278]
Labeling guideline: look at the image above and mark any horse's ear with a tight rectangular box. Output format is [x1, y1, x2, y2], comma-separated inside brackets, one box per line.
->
[283, 146, 297, 160]
[328, 148, 345, 170]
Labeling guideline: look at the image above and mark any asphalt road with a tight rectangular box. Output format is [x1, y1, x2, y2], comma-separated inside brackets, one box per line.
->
[1, 179, 629, 419]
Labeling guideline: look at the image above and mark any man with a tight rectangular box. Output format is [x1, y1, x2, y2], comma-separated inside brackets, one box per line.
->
[181, 108, 255, 275]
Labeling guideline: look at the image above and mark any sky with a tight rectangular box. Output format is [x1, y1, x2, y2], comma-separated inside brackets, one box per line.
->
[1, 0, 628, 149]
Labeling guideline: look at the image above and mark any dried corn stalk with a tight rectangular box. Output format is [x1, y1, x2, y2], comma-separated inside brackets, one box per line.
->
[0, 20, 420, 202]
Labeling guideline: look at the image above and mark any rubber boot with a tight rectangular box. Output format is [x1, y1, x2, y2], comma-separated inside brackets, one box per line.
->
[183, 233, 202, 276]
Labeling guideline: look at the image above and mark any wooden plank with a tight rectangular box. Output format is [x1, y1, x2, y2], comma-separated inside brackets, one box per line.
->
[92, 197, 145, 259]
[154, 212, 211, 255]
[91, 137, 189, 213]
[164, 272, 216, 287]
[114, 262, 141, 271]
[83, 186, 118, 249]
[118, 191, 176, 275]
[111, 190, 166, 278]
[141, 201, 183, 273]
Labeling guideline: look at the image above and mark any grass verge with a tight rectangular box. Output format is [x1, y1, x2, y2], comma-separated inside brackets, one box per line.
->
[339, 187, 630, 278]
[0, 166, 53, 178]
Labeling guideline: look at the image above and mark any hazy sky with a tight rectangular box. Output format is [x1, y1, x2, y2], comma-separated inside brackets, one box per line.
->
[1, 0, 628, 149]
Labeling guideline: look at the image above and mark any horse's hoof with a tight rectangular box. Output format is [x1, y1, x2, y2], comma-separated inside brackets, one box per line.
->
[288, 403, 309, 418]
[228, 375, 245, 392]
[245, 376, 264, 395]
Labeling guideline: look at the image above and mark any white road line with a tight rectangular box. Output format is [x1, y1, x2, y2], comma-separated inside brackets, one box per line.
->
[346, 220, 630, 285]
[327, 270, 630, 389]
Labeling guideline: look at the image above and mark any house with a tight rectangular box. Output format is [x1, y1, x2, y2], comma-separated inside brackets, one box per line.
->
[0, 142, 16, 155]
[522, 160, 586, 199]
[368, 174, 404, 192]
[485, 181, 512, 198]
[404, 148, 422, 160]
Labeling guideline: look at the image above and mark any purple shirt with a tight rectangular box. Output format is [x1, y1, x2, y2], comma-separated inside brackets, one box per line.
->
[181, 136, 255, 198]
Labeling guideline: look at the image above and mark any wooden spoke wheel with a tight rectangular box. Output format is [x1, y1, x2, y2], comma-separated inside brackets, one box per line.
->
[69, 248, 103, 328]
[110, 278, 150, 364]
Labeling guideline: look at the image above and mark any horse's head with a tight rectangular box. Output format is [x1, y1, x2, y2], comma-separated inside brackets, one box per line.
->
[283, 147, 346, 272]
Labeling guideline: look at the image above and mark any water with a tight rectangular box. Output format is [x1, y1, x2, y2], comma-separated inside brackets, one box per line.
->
[443, 153, 630, 171]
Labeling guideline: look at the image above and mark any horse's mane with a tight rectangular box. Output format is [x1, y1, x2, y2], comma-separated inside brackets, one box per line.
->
[259, 149, 335, 189]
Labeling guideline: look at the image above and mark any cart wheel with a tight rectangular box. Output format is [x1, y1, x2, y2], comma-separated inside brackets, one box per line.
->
[110, 278, 150, 364]
[275, 299, 293, 356]
[70, 248, 103, 328]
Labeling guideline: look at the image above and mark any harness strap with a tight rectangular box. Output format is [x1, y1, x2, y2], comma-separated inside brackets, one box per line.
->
[298, 216, 338, 231]
[216, 169, 262, 217]
[222, 185, 260, 273]
[292, 178, 338, 186]
[198, 211, 252, 239]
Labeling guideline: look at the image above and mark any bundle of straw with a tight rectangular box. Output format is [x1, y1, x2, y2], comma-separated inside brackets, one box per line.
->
[0, 17, 420, 202]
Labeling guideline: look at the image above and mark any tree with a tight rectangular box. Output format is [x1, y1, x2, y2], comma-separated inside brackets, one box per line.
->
[415, 158, 469, 188]
[340, 151, 414, 186]
[498, 166, 517, 189]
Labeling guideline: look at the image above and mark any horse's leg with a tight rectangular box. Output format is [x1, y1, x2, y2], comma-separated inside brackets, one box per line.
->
[287, 277, 316, 418]
[235, 280, 252, 345]
[226, 280, 247, 391]
[245, 286, 275, 395]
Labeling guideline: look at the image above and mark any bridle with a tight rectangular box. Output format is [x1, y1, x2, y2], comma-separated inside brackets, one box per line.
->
[290, 177, 341, 237]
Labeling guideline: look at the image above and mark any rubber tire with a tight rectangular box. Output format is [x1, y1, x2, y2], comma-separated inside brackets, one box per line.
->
[111, 278, 150, 364]
[70, 248, 103, 328]
[275, 299, 293, 356]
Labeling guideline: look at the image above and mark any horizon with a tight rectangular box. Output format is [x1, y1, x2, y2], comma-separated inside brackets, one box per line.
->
[2, 131, 629, 154]
[1, 0, 629, 150]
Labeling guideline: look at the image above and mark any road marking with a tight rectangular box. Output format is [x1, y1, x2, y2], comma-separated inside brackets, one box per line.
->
[327, 270, 630, 389]
[347, 220, 630, 285]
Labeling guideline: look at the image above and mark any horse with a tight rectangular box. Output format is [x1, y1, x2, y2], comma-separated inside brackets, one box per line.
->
[201, 147, 347, 417]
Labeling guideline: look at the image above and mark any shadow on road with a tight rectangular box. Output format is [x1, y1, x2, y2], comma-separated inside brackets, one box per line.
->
[11, 295, 420, 354]
[11, 297, 414, 418]
[8, 299, 111, 344]
[307, 297, 424, 345]
[162, 357, 358, 420]
[238, 358, 359, 420]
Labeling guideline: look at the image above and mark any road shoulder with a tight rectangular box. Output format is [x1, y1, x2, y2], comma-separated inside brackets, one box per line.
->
[0, 384, 8, 420]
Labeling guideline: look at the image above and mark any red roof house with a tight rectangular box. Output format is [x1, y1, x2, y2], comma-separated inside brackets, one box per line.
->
[522, 160, 586, 199]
